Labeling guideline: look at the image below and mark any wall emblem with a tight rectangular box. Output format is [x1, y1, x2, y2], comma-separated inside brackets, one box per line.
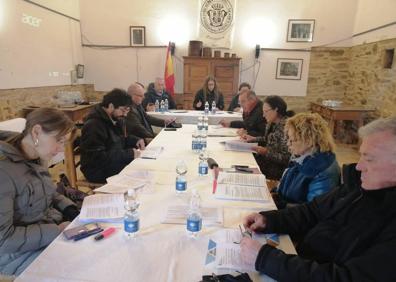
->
[200, 0, 233, 34]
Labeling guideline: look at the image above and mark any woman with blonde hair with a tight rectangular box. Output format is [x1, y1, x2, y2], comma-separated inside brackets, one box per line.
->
[272, 112, 340, 209]
[193, 76, 224, 111]
[0, 108, 79, 277]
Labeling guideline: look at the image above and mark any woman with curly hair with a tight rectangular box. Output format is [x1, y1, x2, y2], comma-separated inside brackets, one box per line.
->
[272, 112, 340, 209]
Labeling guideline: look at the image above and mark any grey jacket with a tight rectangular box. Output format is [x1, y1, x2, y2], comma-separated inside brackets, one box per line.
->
[0, 141, 75, 276]
[125, 103, 165, 139]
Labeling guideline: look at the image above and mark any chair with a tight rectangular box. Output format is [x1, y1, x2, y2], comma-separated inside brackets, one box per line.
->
[64, 128, 102, 190]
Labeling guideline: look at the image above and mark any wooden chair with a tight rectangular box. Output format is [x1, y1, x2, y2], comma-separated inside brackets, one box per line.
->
[64, 128, 102, 190]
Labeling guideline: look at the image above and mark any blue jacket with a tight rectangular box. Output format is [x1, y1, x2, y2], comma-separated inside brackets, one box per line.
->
[275, 152, 340, 208]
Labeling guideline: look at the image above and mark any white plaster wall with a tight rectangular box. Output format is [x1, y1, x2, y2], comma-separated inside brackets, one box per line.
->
[80, 0, 359, 96]
[29, 0, 80, 19]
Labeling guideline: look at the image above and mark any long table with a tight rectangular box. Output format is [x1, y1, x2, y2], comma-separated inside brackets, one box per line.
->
[148, 110, 243, 125]
[16, 124, 295, 282]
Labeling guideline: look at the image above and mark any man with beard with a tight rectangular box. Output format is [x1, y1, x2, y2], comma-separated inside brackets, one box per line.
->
[80, 88, 145, 183]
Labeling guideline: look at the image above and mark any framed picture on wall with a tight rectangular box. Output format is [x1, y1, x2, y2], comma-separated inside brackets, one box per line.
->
[130, 26, 146, 46]
[276, 58, 303, 80]
[287, 19, 315, 42]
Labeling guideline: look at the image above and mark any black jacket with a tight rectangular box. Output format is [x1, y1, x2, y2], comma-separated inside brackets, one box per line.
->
[227, 93, 240, 111]
[80, 105, 140, 183]
[255, 169, 396, 282]
[193, 89, 224, 111]
[142, 89, 176, 110]
[230, 100, 266, 136]
[126, 103, 165, 139]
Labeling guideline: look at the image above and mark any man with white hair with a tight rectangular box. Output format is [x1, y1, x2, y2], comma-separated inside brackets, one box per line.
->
[126, 82, 174, 141]
[240, 116, 396, 281]
[142, 77, 176, 111]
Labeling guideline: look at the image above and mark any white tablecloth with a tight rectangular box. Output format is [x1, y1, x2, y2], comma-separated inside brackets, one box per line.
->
[16, 125, 295, 282]
[148, 110, 243, 125]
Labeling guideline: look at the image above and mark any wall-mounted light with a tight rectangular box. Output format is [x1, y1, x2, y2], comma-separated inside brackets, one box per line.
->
[255, 44, 260, 59]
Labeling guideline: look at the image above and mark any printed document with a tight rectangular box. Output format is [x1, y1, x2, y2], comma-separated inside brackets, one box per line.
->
[140, 146, 163, 159]
[223, 140, 258, 152]
[161, 205, 223, 226]
[215, 184, 270, 202]
[79, 194, 124, 223]
[217, 172, 266, 187]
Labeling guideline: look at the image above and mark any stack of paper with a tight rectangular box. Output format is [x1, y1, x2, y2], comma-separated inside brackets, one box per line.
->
[208, 127, 238, 137]
[222, 140, 258, 152]
[215, 172, 270, 202]
[79, 194, 125, 223]
[140, 146, 163, 159]
[94, 170, 154, 194]
[161, 205, 223, 226]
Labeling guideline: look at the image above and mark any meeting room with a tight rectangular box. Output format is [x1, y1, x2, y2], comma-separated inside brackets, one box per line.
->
[1, 0, 396, 281]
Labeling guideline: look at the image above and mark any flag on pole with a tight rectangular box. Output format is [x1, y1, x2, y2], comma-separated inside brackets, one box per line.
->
[164, 42, 175, 97]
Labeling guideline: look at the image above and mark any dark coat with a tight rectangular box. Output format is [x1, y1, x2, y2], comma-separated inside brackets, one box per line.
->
[193, 89, 224, 111]
[255, 169, 396, 282]
[142, 88, 176, 110]
[227, 93, 240, 111]
[229, 100, 266, 136]
[126, 103, 165, 139]
[80, 105, 140, 183]
[275, 152, 340, 208]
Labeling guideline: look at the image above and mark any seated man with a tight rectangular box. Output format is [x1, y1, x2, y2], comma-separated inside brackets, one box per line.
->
[142, 77, 176, 111]
[80, 88, 144, 183]
[126, 83, 174, 141]
[220, 90, 266, 137]
[227, 82, 251, 112]
[240, 116, 396, 281]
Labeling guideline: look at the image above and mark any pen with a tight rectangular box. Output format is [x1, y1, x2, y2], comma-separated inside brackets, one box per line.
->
[94, 227, 116, 241]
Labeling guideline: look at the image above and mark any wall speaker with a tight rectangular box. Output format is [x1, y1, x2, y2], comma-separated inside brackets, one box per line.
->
[255, 44, 260, 59]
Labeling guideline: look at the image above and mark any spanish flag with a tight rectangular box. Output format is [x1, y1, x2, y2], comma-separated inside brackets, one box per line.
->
[164, 42, 175, 97]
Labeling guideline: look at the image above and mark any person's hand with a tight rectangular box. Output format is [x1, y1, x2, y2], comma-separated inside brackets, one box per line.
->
[144, 138, 153, 144]
[236, 128, 247, 136]
[146, 103, 156, 112]
[219, 119, 230, 127]
[136, 139, 145, 150]
[58, 221, 71, 232]
[240, 134, 256, 142]
[133, 148, 141, 159]
[196, 101, 202, 108]
[253, 146, 267, 155]
[243, 212, 267, 232]
[240, 237, 262, 268]
[165, 118, 176, 126]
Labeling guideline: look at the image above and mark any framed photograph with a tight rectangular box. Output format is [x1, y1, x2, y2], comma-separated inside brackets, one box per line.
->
[276, 58, 303, 80]
[129, 26, 146, 46]
[287, 19, 315, 42]
[76, 64, 84, 79]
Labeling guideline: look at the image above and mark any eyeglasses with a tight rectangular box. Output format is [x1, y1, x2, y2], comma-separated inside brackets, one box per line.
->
[263, 108, 274, 114]
[233, 224, 252, 244]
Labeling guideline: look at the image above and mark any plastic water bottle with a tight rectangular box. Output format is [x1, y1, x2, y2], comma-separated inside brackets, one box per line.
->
[203, 116, 209, 131]
[124, 189, 140, 238]
[197, 116, 204, 131]
[198, 149, 209, 176]
[164, 98, 169, 112]
[176, 160, 188, 193]
[204, 101, 209, 115]
[160, 100, 165, 113]
[211, 101, 217, 115]
[192, 130, 199, 153]
[200, 129, 207, 150]
[186, 189, 202, 238]
[155, 100, 159, 112]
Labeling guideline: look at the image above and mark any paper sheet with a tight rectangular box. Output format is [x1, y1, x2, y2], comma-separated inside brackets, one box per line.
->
[94, 171, 154, 194]
[215, 184, 270, 202]
[79, 194, 125, 223]
[223, 140, 258, 152]
[140, 146, 164, 159]
[161, 205, 223, 226]
[217, 172, 267, 187]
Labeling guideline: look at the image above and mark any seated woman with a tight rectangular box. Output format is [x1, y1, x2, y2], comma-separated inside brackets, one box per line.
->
[227, 82, 251, 112]
[0, 108, 79, 277]
[272, 112, 340, 209]
[242, 95, 293, 180]
[193, 76, 224, 111]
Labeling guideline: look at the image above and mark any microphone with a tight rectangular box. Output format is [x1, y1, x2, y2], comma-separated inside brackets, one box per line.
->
[207, 158, 219, 169]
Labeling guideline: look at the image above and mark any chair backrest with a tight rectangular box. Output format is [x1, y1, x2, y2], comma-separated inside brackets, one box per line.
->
[64, 128, 79, 188]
